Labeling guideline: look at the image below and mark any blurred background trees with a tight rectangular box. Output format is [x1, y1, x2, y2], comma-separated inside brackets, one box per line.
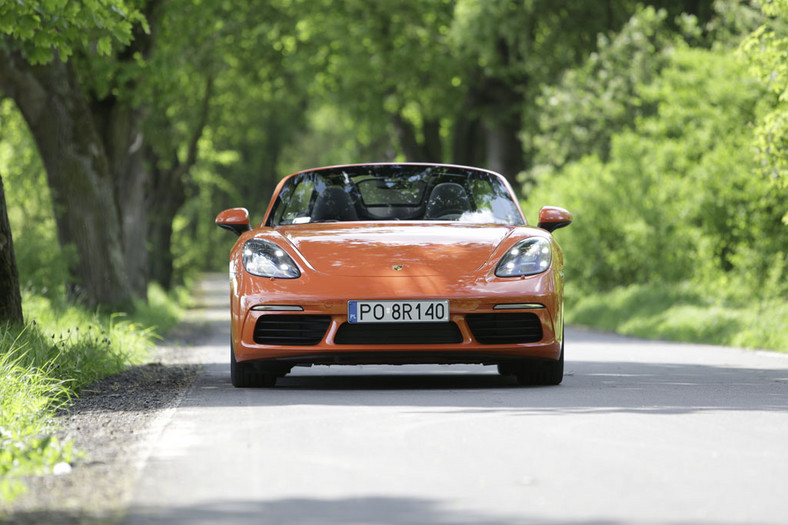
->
[0, 0, 785, 334]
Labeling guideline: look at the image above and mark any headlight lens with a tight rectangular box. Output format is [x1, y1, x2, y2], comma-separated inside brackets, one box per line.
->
[242, 239, 300, 279]
[495, 238, 552, 277]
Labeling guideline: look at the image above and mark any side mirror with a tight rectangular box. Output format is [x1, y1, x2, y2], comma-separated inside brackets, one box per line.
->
[216, 208, 252, 236]
[537, 206, 572, 233]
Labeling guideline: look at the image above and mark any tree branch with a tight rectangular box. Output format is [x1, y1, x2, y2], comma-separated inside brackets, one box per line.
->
[0, 49, 48, 126]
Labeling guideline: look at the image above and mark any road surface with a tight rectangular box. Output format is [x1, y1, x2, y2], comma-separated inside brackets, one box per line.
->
[124, 277, 788, 524]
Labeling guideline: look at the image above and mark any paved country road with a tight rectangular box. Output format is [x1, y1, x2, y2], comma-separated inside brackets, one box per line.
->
[123, 276, 788, 525]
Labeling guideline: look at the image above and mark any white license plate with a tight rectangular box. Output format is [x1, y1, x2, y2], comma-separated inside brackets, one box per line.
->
[348, 300, 449, 323]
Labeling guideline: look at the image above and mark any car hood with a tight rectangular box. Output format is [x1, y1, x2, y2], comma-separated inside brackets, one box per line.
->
[274, 223, 515, 277]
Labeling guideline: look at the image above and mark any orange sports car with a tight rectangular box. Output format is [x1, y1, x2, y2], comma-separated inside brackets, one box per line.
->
[216, 163, 571, 387]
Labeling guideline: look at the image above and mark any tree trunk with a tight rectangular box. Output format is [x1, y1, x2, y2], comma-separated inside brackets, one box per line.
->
[83, 0, 161, 299]
[0, 50, 133, 309]
[392, 112, 425, 161]
[423, 119, 443, 162]
[0, 172, 24, 325]
[484, 114, 525, 190]
[392, 113, 445, 163]
[451, 116, 485, 168]
[464, 69, 527, 192]
[92, 98, 150, 299]
[147, 155, 187, 290]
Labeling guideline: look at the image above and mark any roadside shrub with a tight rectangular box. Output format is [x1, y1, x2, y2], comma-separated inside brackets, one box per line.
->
[527, 47, 786, 300]
[566, 282, 788, 351]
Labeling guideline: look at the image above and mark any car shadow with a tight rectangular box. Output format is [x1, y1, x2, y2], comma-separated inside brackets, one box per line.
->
[9, 495, 630, 525]
[120, 496, 626, 525]
[183, 358, 788, 416]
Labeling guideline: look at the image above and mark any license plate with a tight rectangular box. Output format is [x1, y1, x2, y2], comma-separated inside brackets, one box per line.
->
[348, 300, 449, 323]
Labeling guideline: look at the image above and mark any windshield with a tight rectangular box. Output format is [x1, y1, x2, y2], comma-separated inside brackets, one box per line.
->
[267, 165, 524, 226]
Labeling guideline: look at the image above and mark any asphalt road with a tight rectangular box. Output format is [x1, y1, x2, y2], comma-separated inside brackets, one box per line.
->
[124, 277, 788, 525]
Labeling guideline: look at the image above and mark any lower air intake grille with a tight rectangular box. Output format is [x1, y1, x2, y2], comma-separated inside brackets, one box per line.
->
[335, 322, 463, 345]
[253, 315, 331, 346]
[466, 313, 543, 344]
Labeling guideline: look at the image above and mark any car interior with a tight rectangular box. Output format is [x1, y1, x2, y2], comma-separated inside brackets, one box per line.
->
[268, 166, 524, 226]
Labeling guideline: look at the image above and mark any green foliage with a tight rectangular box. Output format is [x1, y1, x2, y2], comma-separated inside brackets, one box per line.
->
[150, 1, 319, 282]
[452, 0, 637, 88]
[740, 0, 788, 206]
[0, 340, 74, 499]
[1, 0, 784, 355]
[132, 282, 190, 335]
[172, 159, 241, 279]
[567, 282, 788, 351]
[278, 104, 381, 175]
[18, 296, 149, 383]
[706, 0, 766, 46]
[290, 0, 460, 159]
[528, 2, 764, 179]
[530, 7, 680, 172]
[0, 0, 146, 63]
[0, 313, 133, 500]
[527, 45, 787, 319]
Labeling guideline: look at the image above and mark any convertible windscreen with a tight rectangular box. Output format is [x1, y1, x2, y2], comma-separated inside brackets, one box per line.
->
[268, 165, 524, 226]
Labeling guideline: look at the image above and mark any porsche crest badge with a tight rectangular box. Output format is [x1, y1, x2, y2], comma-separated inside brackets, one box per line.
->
[392, 264, 403, 271]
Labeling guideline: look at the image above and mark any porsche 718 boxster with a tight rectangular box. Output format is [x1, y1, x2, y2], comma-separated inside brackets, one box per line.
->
[216, 163, 572, 387]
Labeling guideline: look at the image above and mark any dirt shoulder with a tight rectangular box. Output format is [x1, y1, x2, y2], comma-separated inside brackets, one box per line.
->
[0, 277, 228, 525]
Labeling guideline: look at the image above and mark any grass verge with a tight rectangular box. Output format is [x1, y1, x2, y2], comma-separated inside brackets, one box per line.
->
[0, 284, 184, 501]
[567, 282, 788, 352]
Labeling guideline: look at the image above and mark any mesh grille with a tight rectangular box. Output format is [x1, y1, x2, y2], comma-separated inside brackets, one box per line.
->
[253, 315, 331, 346]
[335, 322, 463, 345]
[466, 313, 543, 344]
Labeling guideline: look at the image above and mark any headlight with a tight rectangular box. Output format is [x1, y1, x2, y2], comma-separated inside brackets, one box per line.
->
[495, 238, 552, 277]
[242, 239, 300, 279]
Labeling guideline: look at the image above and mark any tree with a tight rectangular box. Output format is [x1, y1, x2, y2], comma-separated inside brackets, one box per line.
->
[527, 46, 785, 298]
[0, 51, 135, 308]
[76, 0, 162, 299]
[0, 0, 224, 296]
[530, 7, 680, 174]
[291, 0, 642, 187]
[740, 0, 788, 218]
[0, 171, 23, 324]
[296, 0, 460, 164]
[0, 1, 145, 308]
[135, 0, 217, 289]
[448, 0, 644, 183]
[142, 0, 309, 286]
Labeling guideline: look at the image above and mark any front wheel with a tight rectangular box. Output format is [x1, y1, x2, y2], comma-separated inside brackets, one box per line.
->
[514, 340, 564, 386]
[230, 346, 277, 388]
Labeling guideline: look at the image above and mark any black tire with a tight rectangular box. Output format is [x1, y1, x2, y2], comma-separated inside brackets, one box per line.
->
[497, 362, 518, 376]
[515, 340, 564, 386]
[230, 346, 277, 388]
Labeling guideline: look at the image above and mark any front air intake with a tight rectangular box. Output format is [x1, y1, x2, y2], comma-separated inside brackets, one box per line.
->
[253, 315, 331, 346]
[335, 322, 463, 345]
[466, 313, 543, 344]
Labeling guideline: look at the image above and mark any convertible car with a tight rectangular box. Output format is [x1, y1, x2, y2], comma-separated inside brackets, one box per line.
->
[216, 163, 571, 387]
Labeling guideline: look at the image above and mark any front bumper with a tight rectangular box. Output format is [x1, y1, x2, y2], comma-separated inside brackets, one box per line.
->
[234, 305, 561, 365]
[230, 270, 563, 365]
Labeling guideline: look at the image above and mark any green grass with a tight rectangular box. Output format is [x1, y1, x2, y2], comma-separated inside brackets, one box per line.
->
[567, 282, 788, 352]
[0, 283, 185, 501]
